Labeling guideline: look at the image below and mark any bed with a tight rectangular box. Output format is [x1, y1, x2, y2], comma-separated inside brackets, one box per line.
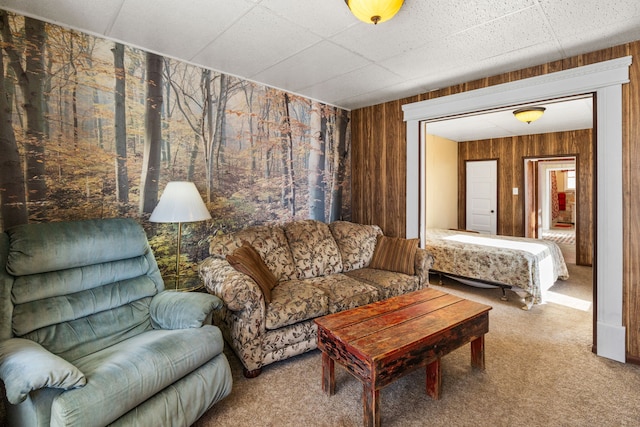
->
[424, 229, 569, 309]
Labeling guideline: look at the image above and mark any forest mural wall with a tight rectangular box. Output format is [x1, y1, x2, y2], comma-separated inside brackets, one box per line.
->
[0, 11, 351, 278]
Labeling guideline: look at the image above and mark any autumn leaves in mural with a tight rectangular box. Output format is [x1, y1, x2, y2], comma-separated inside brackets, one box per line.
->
[0, 11, 351, 274]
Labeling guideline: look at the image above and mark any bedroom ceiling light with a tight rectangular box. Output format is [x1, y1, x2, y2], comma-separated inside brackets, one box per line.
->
[344, 0, 404, 25]
[513, 107, 546, 124]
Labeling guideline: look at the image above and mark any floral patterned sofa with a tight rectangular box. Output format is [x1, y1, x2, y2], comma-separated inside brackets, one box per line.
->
[199, 219, 434, 377]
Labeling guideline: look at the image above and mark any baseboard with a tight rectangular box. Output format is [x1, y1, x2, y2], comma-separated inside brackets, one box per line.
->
[626, 353, 640, 365]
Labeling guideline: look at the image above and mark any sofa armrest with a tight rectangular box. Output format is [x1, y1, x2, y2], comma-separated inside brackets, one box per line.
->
[150, 291, 223, 329]
[0, 338, 86, 404]
[415, 248, 435, 286]
[199, 257, 265, 312]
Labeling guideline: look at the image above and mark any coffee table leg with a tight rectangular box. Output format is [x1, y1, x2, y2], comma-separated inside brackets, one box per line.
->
[470, 335, 485, 369]
[321, 352, 335, 395]
[363, 384, 380, 427]
[425, 358, 442, 399]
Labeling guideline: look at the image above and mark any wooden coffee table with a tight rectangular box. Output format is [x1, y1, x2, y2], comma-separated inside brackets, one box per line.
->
[315, 288, 492, 427]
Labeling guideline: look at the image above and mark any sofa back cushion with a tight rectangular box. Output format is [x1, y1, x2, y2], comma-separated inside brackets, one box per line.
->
[329, 221, 383, 272]
[283, 220, 343, 279]
[209, 225, 296, 281]
[4, 219, 163, 361]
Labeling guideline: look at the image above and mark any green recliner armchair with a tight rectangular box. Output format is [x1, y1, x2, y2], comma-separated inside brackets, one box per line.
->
[0, 218, 232, 426]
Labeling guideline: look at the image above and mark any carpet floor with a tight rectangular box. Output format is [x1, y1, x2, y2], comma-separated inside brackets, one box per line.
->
[195, 264, 640, 427]
[541, 229, 576, 245]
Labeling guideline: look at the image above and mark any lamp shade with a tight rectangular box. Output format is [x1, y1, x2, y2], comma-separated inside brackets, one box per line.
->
[344, 0, 404, 24]
[513, 107, 546, 124]
[149, 181, 211, 223]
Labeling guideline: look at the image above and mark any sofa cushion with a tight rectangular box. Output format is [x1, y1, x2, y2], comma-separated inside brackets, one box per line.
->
[265, 281, 328, 330]
[226, 242, 277, 303]
[209, 225, 296, 281]
[52, 326, 224, 427]
[345, 268, 421, 300]
[283, 220, 343, 279]
[329, 221, 382, 272]
[306, 273, 379, 314]
[369, 235, 419, 275]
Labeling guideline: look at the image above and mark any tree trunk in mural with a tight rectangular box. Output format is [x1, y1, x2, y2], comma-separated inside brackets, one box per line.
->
[212, 73, 228, 196]
[69, 37, 79, 147]
[330, 109, 349, 222]
[242, 81, 256, 179]
[139, 52, 163, 214]
[280, 93, 296, 216]
[1, 13, 48, 203]
[308, 101, 326, 221]
[0, 52, 28, 229]
[112, 42, 129, 204]
[161, 59, 172, 167]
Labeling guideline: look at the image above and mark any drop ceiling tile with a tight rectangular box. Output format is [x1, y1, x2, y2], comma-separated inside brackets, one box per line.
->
[189, 5, 321, 79]
[108, 0, 255, 60]
[259, 0, 357, 37]
[252, 41, 371, 93]
[335, 79, 434, 110]
[1, 0, 125, 34]
[331, 0, 536, 62]
[540, 0, 640, 39]
[298, 64, 404, 106]
[557, 16, 640, 57]
[459, 8, 557, 62]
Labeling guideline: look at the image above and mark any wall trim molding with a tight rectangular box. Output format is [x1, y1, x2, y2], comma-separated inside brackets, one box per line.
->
[402, 55, 632, 363]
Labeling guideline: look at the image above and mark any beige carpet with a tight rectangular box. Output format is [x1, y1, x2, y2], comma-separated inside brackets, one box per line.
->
[2, 264, 638, 426]
[195, 264, 640, 427]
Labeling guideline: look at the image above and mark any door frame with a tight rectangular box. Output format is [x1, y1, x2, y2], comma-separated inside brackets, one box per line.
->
[403, 56, 630, 363]
[523, 155, 579, 261]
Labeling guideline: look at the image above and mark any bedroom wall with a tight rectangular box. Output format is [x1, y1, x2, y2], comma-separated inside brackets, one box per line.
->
[457, 130, 592, 266]
[350, 41, 640, 362]
[425, 134, 458, 230]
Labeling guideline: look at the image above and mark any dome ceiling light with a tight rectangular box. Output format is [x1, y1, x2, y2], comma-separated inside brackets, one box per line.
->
[513, 107, 546, 124]
[344, 0, 404, 25]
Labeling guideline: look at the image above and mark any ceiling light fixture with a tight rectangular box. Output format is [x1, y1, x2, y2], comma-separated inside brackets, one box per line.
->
[513, 107, 546, 124]
[344, 0, 404, 25]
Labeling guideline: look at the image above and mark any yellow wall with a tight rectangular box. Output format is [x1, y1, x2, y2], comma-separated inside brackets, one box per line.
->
[425, 134, 458, 229]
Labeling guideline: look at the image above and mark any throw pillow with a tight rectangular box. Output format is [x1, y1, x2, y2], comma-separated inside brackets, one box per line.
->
[369, 235, 419, 275]
[226, 241, 277, 303]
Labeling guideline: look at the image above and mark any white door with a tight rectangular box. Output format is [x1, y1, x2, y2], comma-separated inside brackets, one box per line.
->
[466, 160, 497, 234]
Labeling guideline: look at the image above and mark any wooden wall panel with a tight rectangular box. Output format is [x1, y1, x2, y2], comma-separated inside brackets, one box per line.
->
[457, 130, 593, 266]
[350, 41, 640, 360]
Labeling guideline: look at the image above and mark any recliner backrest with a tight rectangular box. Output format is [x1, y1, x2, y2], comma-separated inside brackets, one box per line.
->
[1, 218, 164, 361]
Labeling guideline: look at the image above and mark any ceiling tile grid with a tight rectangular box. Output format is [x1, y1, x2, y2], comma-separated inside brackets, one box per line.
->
[2, 0, 640, 115]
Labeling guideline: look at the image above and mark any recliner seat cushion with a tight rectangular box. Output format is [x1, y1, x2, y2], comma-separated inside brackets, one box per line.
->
[51, 326, 224, 427]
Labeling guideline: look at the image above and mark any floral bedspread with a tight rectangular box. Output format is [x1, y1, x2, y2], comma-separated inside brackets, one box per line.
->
[425, 229, 569, 305]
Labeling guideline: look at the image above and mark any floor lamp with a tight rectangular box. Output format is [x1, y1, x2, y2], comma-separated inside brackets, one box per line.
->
[149, 181, 211, 289]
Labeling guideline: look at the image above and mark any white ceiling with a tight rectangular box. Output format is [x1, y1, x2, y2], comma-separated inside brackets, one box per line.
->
[0, 0, 632, 141]
[2, 0, 640, 113]
[427, 96, 593, 142]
